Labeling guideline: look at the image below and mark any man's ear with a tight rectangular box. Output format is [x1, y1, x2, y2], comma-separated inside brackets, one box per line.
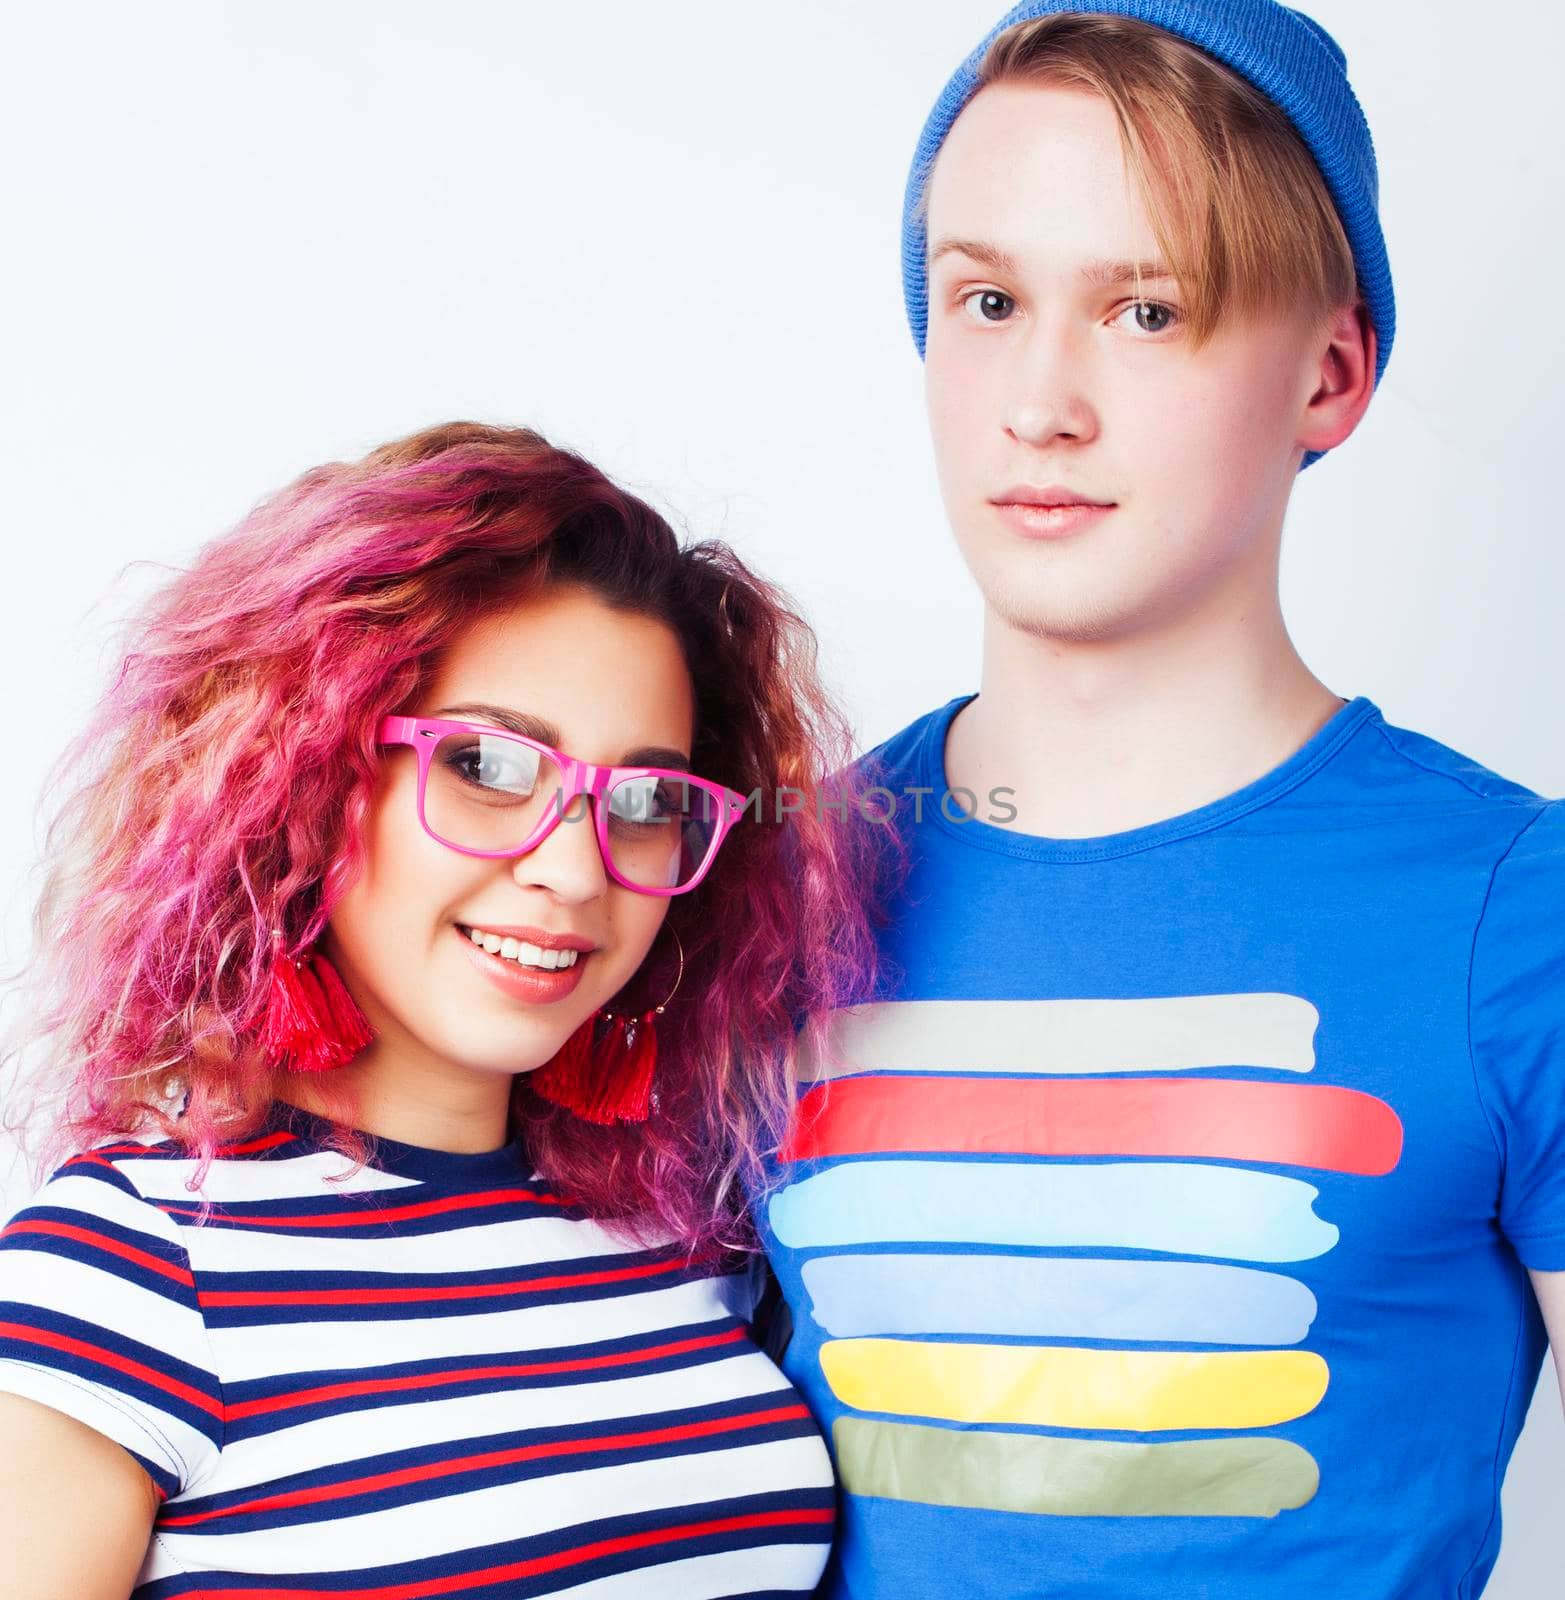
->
[1297, 301, 1376, 457]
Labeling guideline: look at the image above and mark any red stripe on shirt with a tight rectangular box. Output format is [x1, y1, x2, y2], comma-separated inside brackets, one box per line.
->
[160, 1188, 567, 1230]
[199, 1255, 683, 1309]
[61, 1131, 294, 1162]
[161, 1403, 812, 1526]
[0, 1220, 194, 1287]
[215, 1131, 301, 1157]
[186, 1507, 835, 1598]
[0, 1321, 222, 1419]
[225, 1325, 746, 1420]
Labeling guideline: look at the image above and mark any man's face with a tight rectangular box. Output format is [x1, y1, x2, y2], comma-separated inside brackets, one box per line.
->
[923, 81, 1329, 643]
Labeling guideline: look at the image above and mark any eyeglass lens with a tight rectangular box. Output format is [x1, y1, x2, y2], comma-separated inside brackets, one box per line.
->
[424, 731, 724, 890]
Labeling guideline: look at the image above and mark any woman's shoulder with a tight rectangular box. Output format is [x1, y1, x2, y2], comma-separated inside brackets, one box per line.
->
[1, 1114, 404, 1277]
[6, 1135, 191, 1247]
[0, 1135, 229, 1498]
[39, 1109, 423, 1208]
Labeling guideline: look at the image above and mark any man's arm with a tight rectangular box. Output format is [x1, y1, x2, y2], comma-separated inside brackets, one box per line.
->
[1530, 1270, 1565, 1412]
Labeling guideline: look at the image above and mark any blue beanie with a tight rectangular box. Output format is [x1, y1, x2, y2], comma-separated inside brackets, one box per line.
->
[902, 0, 1394, 468]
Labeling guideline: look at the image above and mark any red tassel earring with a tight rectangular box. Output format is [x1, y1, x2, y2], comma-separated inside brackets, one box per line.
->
[531, 926, 683, 1125]
[261, 931, 374, 1074]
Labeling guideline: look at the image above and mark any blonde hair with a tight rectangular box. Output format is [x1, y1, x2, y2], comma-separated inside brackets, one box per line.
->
[932, 11, 1358, 347]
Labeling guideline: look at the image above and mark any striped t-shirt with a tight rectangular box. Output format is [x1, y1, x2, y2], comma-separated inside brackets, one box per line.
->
[0, 1103, 833, 1597]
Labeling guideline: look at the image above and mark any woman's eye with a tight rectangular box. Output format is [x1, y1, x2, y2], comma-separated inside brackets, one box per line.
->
[1115, 299, 1181, 335]
[960, 289, 1016, 325]
[609, 778, 684, 826]
[445, 745, 532, 792]
[476, 755, 518, 786]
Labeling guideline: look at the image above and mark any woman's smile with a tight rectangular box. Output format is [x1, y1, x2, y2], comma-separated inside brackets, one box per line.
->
[454, 919, 593, 1003]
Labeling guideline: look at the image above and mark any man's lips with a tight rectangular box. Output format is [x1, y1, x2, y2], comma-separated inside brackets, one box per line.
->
[991, 484, 1115, 509]
[990, 488, 1116, 539]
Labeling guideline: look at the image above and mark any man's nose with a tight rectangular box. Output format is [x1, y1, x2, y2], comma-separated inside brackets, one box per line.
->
[1004, 313, 1100, 447]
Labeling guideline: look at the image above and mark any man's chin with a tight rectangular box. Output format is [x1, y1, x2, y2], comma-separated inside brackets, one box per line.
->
[977, 578, 1150, 646]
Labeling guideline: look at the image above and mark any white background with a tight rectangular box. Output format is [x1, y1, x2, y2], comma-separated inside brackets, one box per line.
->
[1, 3, 1560, 1590]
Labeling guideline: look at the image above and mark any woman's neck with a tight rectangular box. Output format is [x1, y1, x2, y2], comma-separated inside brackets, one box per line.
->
[279, 1043, 513, 1155]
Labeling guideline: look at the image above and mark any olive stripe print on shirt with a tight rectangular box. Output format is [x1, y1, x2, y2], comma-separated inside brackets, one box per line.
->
[768, 994, 1404, 1520]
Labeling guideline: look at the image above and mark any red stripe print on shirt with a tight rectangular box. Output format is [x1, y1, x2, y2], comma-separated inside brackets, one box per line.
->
[198, 1254, 685, 1311]
[178, 1506, 835, 1599]
[160, 1402, 814, 1527]
[1, 1220, 195, 1288]
[0, 1321, 224, 1418]
[783, 1075, 1404, 1176]
[225, 1325, 747, 1421]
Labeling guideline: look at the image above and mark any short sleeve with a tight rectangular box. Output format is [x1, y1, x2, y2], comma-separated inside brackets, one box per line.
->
[713, 1248, 769, 1324]
[0, 1156, 224, 1496]
[1469, 799, 1565, 1270]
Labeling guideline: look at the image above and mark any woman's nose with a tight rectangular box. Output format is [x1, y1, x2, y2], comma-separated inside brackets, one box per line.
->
[509, 791, 610, 903]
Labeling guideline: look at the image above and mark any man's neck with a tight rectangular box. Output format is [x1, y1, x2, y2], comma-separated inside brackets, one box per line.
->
[944, 593, 1345, 841]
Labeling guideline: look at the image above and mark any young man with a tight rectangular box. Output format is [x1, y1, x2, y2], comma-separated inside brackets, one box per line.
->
[758, 4, 1565, 1596]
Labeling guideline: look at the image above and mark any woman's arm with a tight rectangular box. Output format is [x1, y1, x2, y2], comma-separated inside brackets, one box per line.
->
[0, 1394, 159, 1600]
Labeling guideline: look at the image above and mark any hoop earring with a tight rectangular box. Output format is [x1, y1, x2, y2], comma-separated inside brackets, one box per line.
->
[261, 931, 374, 1074]
[530, 925, 684, 1125]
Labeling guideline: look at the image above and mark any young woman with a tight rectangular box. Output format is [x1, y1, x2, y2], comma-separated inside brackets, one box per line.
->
[0, 422, 884, 1599]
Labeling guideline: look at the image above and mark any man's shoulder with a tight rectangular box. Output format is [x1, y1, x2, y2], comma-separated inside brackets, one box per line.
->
[1356, 706, 1558, 850]
[1337, 708, 1565, 900]
[1366, 709, 1549, 809]
[848, 694, 972, 789]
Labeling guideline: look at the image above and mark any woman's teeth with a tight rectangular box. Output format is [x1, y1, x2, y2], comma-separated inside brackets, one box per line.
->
[464, 927, 581, 969]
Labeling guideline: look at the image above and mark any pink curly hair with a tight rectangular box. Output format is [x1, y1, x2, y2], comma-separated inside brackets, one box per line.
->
[5, 422, 900, 1252]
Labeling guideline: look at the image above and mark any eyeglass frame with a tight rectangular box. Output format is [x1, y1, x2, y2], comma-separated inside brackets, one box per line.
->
[376, 714, 751, 897]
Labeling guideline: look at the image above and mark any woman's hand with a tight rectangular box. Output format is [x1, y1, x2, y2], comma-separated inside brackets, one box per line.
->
[0, 1394, 158, 1600]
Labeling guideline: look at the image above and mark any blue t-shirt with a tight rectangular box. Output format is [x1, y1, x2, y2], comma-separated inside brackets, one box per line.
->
[759, 693, 1565, 1600]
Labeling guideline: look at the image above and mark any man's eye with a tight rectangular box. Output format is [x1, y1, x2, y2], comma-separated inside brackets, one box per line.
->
[1115, 300, 1181, 335]
[960, 289, 1016, 325]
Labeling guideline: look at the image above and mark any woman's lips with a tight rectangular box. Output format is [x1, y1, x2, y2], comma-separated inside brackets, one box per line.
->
[455, 924, 590, 1003]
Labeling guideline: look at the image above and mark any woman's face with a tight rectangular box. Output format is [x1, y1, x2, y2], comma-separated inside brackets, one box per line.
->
[324, 582, 694, 1089]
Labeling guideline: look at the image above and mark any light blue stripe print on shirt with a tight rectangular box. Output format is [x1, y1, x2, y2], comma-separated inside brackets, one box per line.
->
[801, 1253, 1319, 1344]
[768, 1160, 1339, 1263]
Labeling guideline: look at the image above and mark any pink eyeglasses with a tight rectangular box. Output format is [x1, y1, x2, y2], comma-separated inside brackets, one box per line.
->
[376, 715, 751, 896]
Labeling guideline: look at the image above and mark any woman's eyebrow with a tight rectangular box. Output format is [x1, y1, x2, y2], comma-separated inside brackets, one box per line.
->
[433, 702, 690, 770]
[435, 701, 560, 743]
[625, 749, 693, 771]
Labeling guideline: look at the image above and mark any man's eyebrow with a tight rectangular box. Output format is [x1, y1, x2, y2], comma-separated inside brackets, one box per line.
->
[929, 237, 1020, 276]
[433, 702, 691, 771]
[1080, 257, 1180, 287]
[928, 238, 1178, 288]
